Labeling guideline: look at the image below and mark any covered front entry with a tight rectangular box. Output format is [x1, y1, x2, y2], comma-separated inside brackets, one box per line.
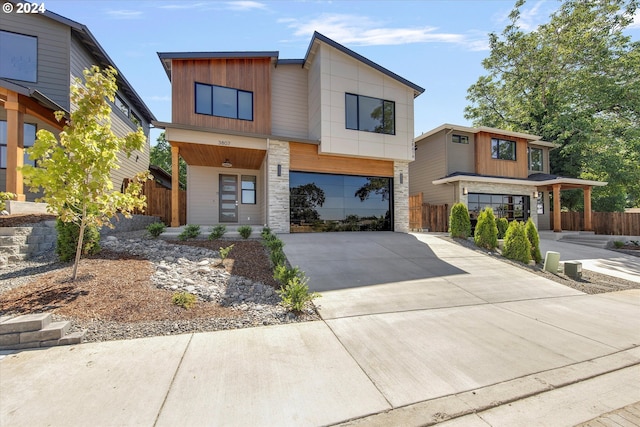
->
[219, 174, 238, 222]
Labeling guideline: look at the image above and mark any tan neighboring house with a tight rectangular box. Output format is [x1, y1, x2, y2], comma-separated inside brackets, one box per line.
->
[156, 32, 424, 233]
[0, 2, 156, 208]
[410, 124, 607, 231]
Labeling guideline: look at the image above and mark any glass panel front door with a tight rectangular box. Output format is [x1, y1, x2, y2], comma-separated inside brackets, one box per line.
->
[219, 174, 238, 223]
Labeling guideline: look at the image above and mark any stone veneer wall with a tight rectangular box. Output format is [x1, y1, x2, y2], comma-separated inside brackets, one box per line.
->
[267, 140, 290, 233]
[394, 161, 410, 233]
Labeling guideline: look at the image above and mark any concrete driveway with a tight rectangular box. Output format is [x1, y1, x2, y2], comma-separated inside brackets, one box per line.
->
[2, 232, 639, 426]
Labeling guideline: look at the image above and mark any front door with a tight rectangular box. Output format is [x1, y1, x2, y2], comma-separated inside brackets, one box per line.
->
[219, 174, 238, 223]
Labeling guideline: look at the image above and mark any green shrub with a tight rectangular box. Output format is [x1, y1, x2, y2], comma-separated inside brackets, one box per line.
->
[270, 248, 286, 267]
[525, 218, 542, 263]
[449, 202, 471, 238]
[219, 244, 234, 263]
[55, 219, 101, 262]
[172, 291, 196, 309]
[503, 221, 531, 264]
[209, 224, 226, 240]
[474, 207, 498, 250]
[265, 238, 284, 252]
[146, 222, 166, 238]
[261, 227, 272, 239]
[178, 224, 201, 240]
[238, 225, 253, 239]
[277, 276, 320, 312]
[613, 240, 625, 248]
[496, 217, 509, 239]
[274, 264, 304, 286]
[0, 192, 16, 211]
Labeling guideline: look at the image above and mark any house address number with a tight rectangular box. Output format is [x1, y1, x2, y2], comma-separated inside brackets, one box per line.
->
[218, 140, 231, 146]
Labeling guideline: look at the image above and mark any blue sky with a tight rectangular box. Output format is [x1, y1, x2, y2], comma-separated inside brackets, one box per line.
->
[43, 0, 640, 144]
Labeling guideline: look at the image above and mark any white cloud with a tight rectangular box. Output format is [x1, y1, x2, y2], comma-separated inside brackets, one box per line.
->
[225, 1, 267, 11]
[281, 13, 488, 50]
[518, 0, 547, 31]
[106, 9, 143, 19]
[629, 10, 640, 29]
[158, 2, 208, 10]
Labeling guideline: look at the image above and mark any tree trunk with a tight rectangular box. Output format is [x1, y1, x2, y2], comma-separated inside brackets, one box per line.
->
[71, 211, 87, 282]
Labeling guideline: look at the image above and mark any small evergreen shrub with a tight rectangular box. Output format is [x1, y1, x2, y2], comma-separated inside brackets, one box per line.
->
[218, 244, 234, 263]
[503, 221, 531, 264]
[178, 224, 200, 240]
[449, 202, 471, 238]
[274, 264, 304, 286]
[496, 217, 509, 239]
[55, 219, 100, 262]
[270, 248, 286, 267]
[277, 276, 320, 312]
[613, 240, 625, 248]
[238, 225, 253, 239]
[172, 291, 196, 309]
[525, 218, 542, 263]
[261, 227, 272, 239]
[474, 207, 498, 250]
[146, 222, 166, 238]
[209, 224, 226, 240]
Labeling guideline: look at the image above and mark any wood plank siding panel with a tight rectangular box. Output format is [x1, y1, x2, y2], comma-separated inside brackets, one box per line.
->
[475, 132, 528, 178]
[70, 37, 151, 189]
[290, 142, 393, 177]
[1, 13, 71, 110]
[171, 59, 271, 135]
[409, 133, 450, 205]
[272, 64, 308, 139]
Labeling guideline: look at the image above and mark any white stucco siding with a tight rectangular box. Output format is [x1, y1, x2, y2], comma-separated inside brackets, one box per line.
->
[272, 64, 308, 139]
[316, 44, 415, 162]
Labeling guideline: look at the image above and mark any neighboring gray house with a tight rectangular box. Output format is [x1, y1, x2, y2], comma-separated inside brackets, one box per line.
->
[0, 2, 156, 203]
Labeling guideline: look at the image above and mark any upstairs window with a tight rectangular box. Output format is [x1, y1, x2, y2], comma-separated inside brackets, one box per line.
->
[115, 95, 130, 117]
[528, 147, 543, 171]
[195, 82, 253, 121]
[491, 138, 516, 160]
[0, 121, 37, 168]
[452, 134, 469, 144]
[345, 93, 395, 135]
[0, 31, 37, 82]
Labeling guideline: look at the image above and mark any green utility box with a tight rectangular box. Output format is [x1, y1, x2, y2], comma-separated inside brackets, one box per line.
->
[564, 261, 582, 279]
[543, 251, 561, 273]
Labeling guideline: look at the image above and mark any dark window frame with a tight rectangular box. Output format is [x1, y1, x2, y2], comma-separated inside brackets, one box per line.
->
[491, 138, 517, 161]
[528, 147, 543, 171]
[0, 121, 38, 169]
[0, 30, 38, 83]
[194, 82, 254, 121]
[345, 93, 395, 135]
[241, 175, 256, 204]
[452, 134, 469, 144]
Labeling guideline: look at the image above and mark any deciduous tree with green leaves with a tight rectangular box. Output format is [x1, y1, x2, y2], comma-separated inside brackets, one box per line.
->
[465, 0, 640, 210]
[21, 66, 148, 281]
[150, 131, 187, 188]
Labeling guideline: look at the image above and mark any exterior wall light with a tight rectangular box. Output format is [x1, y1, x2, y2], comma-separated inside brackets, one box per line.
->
[463, 187, 468, 195]
[277, 164, 282, 177]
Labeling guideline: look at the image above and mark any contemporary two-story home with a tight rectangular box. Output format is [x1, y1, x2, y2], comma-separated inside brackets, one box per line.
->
[156, 32, 424, 233]
[0, 3, 155, 207]
[410, 124, 606, 231]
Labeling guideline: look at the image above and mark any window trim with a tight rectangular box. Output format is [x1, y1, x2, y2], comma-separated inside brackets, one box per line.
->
[491, 138, 517, 161]
[345, 93, 396, 135]
[194, 82, 254, 121]
[0, 30, 38, 83]
[241, 175, 256, 204]
[528, 147, 543, 171]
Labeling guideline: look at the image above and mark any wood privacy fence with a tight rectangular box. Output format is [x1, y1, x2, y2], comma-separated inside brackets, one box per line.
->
[409, 193, 449, 232]
[551, 211, 640, 236]
[123, 178, 186, 226]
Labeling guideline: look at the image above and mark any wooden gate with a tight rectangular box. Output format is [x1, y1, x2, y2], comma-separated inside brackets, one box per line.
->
[409, 193, 449, 232]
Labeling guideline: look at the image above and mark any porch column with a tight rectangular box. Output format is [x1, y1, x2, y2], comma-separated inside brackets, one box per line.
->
[171, 145, 180, 227]
[5, 92, 26, 201]
[553, 184, 562, 232]
[583, 186, 592, 231]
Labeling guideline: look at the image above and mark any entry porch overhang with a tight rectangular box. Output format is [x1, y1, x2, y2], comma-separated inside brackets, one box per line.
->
[0, 82, 67, 202]
[432, 172, 608, 232]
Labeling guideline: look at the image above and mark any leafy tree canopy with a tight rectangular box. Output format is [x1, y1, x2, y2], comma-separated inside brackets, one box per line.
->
[150, 131, 187, 188]
[465, 0, 640, 211]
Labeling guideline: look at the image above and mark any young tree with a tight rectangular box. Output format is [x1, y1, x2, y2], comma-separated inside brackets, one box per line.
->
[474, 207, 498, 250]
[150, 131, 187, 188]
[22, 66, 148, 281]
[465, 0, 640, 210]
[449, 202, 471, 238]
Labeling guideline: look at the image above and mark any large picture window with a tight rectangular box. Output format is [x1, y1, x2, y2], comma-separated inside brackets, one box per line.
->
[0, 31, 37, 82]
[195, 82, 253, 121]
[345, 93, 395, 135]
[0, 121, 37, 168]
[528, 147, 543, 171]
[491, 138, 516, 160]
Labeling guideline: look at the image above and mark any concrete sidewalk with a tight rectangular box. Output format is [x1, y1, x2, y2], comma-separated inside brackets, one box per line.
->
[1, 233, 639, 426]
